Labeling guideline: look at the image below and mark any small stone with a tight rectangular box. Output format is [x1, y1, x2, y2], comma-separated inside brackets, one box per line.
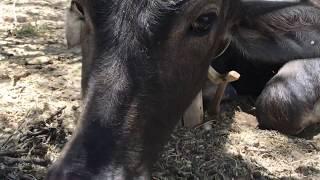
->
[27, 56, 52, 65]
[203, 123, 213, 131]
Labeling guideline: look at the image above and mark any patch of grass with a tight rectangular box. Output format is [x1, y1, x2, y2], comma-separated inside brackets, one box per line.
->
[38, 24, 50, 32]
[15, 24, 39, 38]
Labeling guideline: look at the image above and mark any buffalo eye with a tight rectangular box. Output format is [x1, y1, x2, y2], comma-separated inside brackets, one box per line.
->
[190, 13, 217, 36]
[71, 0, 85, 19]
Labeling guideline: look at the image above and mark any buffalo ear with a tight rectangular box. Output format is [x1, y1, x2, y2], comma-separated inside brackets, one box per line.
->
[65, 1, 84, 48]
[240, 0, 304, 16]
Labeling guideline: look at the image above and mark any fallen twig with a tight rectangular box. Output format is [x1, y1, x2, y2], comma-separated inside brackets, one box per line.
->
[45, 106, 66, 122]
[1, 110, 32, 148]
[20, 174, 37, 180]
[244, 146, 271, 153]
[11, 71, 31, 86]
[0, 149, 28, 157]
[0, 156, 50, 166]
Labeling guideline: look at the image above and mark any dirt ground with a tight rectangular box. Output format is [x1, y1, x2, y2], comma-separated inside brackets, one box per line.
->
[1, 0, 320, 179]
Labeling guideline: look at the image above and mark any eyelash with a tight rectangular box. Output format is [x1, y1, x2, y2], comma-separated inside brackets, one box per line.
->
[189, 13, 217, 36]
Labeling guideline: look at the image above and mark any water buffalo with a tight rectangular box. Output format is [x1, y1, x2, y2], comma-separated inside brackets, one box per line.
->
[256, 59, 320, 135]
[212, 2, 320, 135]
[47, 0, 303, 179]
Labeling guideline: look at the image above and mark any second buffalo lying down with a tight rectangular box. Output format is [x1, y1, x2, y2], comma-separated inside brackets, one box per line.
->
[212, 2, 320, 135]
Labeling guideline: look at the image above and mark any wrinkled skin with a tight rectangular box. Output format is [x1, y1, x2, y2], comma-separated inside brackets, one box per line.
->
[231, 4, 320, 63]
[47, 0, 303, 179]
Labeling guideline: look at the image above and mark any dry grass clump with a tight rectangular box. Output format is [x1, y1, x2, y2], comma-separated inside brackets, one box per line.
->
[14, 24, 39, 38]
[0, 105, 71, 180]
[153, 99, 320, 180]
